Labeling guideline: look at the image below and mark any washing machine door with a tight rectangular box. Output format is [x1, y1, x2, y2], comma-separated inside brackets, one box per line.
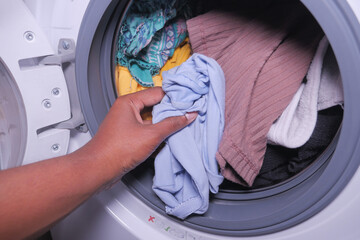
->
[0, 57, 27, 169]
[0, 0, 93, 170]
[0, 0, 78, 170]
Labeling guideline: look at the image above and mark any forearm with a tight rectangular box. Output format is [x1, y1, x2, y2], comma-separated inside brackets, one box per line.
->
[0, 142, 115, 240]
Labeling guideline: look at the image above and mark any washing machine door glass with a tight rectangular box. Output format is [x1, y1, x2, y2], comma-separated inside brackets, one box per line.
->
[0, 60, 27, 170]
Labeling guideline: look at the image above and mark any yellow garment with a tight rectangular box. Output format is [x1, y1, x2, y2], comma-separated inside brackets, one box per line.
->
[115, 38, 192, 96]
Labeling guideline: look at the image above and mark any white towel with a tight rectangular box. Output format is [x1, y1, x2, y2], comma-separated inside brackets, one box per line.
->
[267, 37, 343, 148]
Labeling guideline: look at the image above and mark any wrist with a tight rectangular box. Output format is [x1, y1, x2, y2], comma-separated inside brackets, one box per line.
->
[70, 138, 129, 191]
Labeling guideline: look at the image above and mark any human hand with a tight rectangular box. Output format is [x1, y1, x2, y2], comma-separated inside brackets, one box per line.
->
[80, 87, 197, 183]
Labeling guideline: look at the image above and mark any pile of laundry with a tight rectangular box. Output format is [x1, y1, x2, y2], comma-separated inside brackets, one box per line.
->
[115, 0, 344, 219]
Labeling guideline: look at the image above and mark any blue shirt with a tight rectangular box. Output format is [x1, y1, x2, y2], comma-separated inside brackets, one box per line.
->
[152, 53, 225, 219]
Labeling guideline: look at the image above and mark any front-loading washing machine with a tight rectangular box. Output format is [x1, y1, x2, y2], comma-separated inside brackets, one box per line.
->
[1, 0, 360, 239]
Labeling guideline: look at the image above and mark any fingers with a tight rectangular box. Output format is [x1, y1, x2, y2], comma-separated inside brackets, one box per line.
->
[127, 87, 165, 112]
[152, 112, 198, 140]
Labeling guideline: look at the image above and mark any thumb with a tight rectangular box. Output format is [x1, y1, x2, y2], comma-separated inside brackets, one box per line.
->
[152, 112, 198, 140]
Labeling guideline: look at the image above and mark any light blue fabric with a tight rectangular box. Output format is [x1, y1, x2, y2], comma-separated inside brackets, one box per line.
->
[152, 53, 225, 219]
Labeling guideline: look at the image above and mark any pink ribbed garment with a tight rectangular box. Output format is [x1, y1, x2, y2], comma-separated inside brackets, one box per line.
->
[187, 7, 322, 186]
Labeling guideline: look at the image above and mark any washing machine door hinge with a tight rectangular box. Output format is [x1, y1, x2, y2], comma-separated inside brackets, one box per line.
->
[40, 39, 88, 132]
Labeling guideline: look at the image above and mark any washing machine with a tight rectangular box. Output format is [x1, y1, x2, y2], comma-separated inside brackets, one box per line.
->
[1, 0, 360, 239]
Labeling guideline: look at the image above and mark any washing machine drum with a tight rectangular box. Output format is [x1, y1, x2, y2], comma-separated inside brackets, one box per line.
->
[76, 0, 360, 236]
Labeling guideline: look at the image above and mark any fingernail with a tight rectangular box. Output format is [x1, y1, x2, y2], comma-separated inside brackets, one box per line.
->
[185, 112, 198, 122]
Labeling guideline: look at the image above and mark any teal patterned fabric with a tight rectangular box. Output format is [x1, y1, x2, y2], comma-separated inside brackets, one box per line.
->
[116, 0, 190, 87]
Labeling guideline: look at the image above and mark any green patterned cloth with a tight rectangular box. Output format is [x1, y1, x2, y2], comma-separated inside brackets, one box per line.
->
[116, 0, 190, 87]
